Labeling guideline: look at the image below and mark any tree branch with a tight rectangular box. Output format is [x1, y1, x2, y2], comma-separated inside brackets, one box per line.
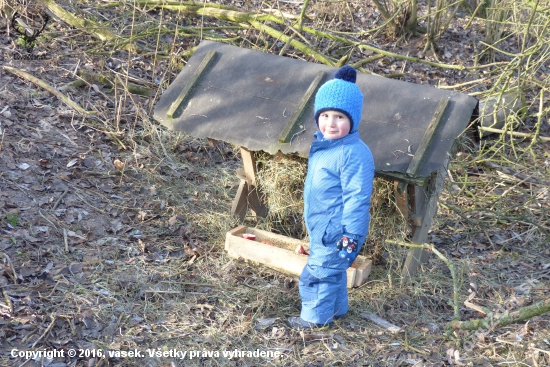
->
[3, 66, 96, 115]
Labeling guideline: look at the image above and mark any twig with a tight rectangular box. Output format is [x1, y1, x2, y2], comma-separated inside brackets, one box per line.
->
[529, 346, 550, 356]
[63, 228, 69, 252]
[145, 288, 168, 301]
[2, 289, 13, 314]
[21, 328, 39, 343]
[478, 127, 550, 142]
[52, 189, 69, 210]
[1, 252, 18, 285]
[2, 66, 96, 115]
[38, 210, 59, 234]
[296, 0, 309, 32]
[437, 77, 488, 90]
[31, 315, 57, 348]
[386, 240, 460, 320]
[0, 123, 5, 153]
[0, 177, 29, 193]
[160, 280, 239, 290]
[358, 44, 507, 71]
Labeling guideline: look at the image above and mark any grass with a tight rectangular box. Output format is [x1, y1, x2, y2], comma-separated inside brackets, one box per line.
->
[1, 0, 549, 366]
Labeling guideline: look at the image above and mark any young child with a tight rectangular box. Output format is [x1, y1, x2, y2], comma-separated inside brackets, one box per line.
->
[287, 65, 375, 329]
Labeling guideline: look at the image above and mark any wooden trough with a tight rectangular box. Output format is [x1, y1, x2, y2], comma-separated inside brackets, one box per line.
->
[153, 40, 479, 278]
[226, 225, 372, 288]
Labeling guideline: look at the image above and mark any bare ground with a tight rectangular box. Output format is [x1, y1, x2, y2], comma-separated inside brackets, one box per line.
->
[0, 1, 549, 366]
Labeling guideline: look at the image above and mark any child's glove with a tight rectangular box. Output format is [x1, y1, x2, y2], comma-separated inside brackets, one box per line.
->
[336, 236, 359, 262]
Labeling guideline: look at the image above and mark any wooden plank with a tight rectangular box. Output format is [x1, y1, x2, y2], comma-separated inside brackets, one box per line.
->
[227, 225, 248, 237]
[278, 71, 325, 143]
[245, 226, 309, 250]
[401, 185, 431, 278]
[346, 268, 357, 289]
[239, 147, 268, 217]
[353, 258, 372, 287]
[360, 312, 402, 333]
[225, 230, 311, 277]
[225, 226, 370, 288]
[406, 98, 449, 177]
[247, 186, 268, 218]
[393, 180, 409, 220]
[240, 147, 257, 186]
[230, 179, 248, 221]
[167, 49, 217, 118]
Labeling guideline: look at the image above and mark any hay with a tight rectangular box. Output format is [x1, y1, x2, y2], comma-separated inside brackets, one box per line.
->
[367, 178, 409, 266]
[255, 152, 307, 238]
[254, 152, 409, 272]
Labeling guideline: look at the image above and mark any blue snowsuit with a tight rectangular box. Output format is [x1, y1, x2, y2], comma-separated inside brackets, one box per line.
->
[300, 128, 374, 325]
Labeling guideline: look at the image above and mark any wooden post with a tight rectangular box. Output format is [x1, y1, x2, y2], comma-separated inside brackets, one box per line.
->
[401, 157, 449, 278]
[230, 147, 268, 220]
[399, 99, 450, 278]
[230, 180, 249, 221]
[393, 180, 409, 220]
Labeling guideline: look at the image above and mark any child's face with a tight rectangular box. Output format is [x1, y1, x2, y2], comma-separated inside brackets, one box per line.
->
[318, 110, 351, 139]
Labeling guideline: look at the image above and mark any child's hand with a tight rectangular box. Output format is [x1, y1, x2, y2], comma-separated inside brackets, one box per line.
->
[337, 236, 358, 262]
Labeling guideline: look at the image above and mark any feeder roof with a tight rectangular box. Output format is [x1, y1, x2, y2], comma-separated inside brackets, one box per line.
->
[153, 40, 478, 183]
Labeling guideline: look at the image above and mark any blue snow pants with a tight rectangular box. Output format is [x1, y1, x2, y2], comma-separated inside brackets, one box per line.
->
[299, 266, 348, 325]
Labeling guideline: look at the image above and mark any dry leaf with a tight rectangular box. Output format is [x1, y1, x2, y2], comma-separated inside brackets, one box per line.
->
[67, 158, 79, 168]
[168, 215, 178, 226]
[38, 159, 51, 168]
[113, 159, 124, 170]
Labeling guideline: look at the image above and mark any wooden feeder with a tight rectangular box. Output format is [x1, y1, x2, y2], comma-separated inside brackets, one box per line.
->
[153, 40, 478, 278]
[225, 225, 371, 288]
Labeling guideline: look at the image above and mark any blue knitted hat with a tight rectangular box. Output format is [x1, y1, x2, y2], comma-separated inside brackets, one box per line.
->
[314, 65, 364, 133]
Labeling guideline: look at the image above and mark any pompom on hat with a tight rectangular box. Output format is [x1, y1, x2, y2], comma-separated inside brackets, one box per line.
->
[314, 65, 364, 133]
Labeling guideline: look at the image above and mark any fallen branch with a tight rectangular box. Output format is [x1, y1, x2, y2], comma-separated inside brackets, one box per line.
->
[66, 70, 153, 96]
[136, 4, 336, 65]
[3, 66, 96, 115]
[352, 54, 385, 69]
[136, 3, 484, 71]
[249, 20, 334, 66]
[37, 0, 138, 52]
[116, 0, 239, 11]
[479, 126, 550, 142]
[387, 240, 550, 333]
[446, 298, 550, 331]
